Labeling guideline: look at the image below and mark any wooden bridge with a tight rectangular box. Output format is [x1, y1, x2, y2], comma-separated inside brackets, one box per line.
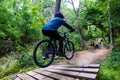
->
[14, 64, 100, 80]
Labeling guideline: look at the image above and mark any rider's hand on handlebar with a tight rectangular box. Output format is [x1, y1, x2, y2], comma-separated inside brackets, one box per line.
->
[69, 28, 75, 33]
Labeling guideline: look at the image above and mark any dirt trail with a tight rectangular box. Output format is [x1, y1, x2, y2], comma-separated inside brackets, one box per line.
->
[55, 47, 111, 65]
[69, 47, 111, 66]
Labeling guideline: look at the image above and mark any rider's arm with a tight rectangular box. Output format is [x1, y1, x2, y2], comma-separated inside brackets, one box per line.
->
[61, 19, 74, 31]
[63, 20, 75, 32]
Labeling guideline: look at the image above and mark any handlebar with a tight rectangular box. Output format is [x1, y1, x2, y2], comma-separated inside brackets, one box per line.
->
[59, 29, 75, 39]
[59, 31, 70, 39]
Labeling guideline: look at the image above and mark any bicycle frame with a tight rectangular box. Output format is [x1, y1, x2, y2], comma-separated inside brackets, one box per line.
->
[50, 31, 70, 54]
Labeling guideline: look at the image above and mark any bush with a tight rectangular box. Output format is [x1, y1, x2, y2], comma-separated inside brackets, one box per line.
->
[97, 47, 120, 80]
[115, 38, 120, 47]
[18, 53, 35, 68]
[0, 0, 45, 53]
[0, 45, 36, 79]
[0, 60, 20, 78]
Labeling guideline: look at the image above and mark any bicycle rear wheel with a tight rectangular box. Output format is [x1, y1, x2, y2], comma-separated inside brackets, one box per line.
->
[64, 41, 74, 60]
[33, 40, 55, 68]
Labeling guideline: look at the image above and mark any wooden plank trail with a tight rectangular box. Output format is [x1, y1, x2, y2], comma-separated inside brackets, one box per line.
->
[14, 64, 100, 80]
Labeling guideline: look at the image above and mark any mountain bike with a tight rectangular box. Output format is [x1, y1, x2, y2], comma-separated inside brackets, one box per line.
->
[33, 31, 74, 68]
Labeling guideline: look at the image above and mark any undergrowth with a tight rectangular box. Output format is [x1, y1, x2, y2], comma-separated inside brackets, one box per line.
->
[97, 47, 120, 80]
[0, 44, 37, 79]
[0, 44, 67, 80]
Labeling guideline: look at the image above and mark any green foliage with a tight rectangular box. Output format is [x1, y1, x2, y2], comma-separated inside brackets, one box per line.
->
[0, 59, 20, 78]
[72, 34, 81, 50]
[41, 0, 55, 21]
[61, 0, 109, 49]
[18, 53, 35, 68]
[82, 0, 108, 30]
[110, 0, 120, 26]
[0, 0, 120, 79]
[115, 38, 120, 47]
[0, 45, 36, 79]
[97, 47, 120, 80]
[0, 76, 12, 80]
[0, 0, 45, 53]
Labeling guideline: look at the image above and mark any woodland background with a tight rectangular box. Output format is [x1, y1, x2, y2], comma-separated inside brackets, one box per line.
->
[0, 0, 120, 80]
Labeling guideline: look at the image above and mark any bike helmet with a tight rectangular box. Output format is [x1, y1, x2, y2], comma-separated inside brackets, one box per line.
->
[54, 12, 64, 18]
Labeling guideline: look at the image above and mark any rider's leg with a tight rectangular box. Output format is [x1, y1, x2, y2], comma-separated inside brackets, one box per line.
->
[49, 31, 63, 54]
[53, 32, 64, 55]
[42, 30, 63, 54]
[58, 38, 63, 53]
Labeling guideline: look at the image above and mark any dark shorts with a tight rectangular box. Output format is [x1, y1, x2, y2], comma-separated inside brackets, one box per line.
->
[42, 30, 63, 40]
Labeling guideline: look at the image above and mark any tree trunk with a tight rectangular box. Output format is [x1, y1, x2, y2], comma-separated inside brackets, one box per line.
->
[76, 15, 85, 49]
[55, 0, 61, 14]
[71, 0, 85, 49]
[108, 1, 114, 49]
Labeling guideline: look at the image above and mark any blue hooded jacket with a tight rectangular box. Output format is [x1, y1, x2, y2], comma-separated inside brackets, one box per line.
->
[42, 17, 72, 31]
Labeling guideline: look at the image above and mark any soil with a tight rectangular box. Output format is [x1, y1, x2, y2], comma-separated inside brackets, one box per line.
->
[54, 47, 111, 65]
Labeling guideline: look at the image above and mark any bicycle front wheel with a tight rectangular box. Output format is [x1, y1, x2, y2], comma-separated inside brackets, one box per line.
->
[33, 40, 55, 68]
[64, 41, 74, 60]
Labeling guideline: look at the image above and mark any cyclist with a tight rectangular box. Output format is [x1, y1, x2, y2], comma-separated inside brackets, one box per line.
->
[42, 12, 75, 56]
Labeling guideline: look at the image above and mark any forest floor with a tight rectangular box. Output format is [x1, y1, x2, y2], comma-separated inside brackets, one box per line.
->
[54, 46, 111, 65]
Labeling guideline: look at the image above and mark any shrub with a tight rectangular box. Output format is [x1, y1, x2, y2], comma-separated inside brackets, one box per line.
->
[0, 60, 20, 78]
[97, 47, 120, 80]
[0, 0, 45, 53]
[18, 53, 35, 68]
[115, 38, 120, 47]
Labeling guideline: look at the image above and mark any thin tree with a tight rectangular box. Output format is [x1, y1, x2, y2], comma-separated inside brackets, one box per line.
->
[107, 0, 114, 49]
[70, 0, 85, 49]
